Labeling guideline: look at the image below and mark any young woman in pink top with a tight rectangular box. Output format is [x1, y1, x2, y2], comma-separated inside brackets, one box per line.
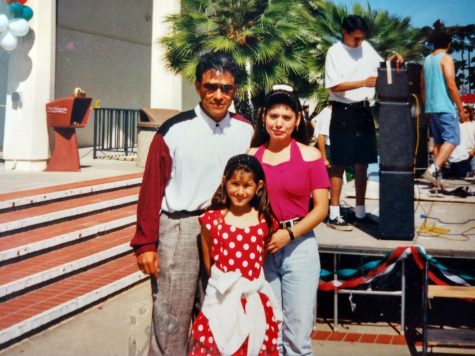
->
[249, 85, 330, 355]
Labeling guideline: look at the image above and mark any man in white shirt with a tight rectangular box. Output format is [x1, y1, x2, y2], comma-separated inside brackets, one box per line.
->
[445, 107, 475, 178]
[324, 15, 403, 231]
[314, 103, 332, 168]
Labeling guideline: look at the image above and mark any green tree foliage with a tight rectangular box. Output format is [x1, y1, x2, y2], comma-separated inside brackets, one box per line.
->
[448, 24, 475, 93]
[161, 0, 319, 113]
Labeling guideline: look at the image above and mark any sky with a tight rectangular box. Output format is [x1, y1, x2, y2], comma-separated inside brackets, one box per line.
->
[330, 0, 475, 28]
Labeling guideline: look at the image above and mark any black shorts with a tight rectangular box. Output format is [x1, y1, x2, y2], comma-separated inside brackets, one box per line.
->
[329, 102, 377, 165]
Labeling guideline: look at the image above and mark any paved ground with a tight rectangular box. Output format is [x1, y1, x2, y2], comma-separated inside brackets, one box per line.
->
[0, 282, 151, 356]
[0, 282, 411, 356]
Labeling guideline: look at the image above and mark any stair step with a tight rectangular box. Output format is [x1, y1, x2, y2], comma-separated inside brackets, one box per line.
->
[0, 173, 142, 210]
[0, 254, 146, 346]
[0, 226, 135, 298]
[0, 186, 139, 234]
[0, 205, 136, 263]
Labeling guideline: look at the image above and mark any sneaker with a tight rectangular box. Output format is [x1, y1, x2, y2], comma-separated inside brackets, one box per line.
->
[436, 179, 451, 190]
[465, 175, 475, 183]
[327, 216, 353, 231]
[353, 214, 379, 226]
[422, 168, 438, 185]
[422, 168, 450, 190]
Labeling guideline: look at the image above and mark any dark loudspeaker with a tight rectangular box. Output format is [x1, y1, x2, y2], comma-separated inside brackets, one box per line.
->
[379, 102, 414, 171]
[379, 171, 414, 240]
[376, 65, 409, 101]
[376, 62, 422, 101]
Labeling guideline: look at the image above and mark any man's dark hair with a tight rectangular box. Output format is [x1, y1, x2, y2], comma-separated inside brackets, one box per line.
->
[195, 52, 239, 82]
[341, 15, 368, 34]
[428, 28, 452, 50]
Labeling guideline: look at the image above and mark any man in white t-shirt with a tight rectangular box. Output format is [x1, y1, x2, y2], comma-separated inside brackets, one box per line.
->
[445, 107, 475, 178]
[314, 103, 332, 168]
[324, 15, 403, 231]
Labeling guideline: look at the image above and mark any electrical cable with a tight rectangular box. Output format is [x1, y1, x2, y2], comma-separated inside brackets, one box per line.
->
[413, 176, 434, 243]
[420, 215, 475, 225]
[411, 93, 421, 176]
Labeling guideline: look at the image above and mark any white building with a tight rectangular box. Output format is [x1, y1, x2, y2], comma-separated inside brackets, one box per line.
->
[1, 0, 195, 171]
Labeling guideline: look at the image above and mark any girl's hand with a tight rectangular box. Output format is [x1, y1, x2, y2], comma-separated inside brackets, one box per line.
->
[266, 229, 291, 253]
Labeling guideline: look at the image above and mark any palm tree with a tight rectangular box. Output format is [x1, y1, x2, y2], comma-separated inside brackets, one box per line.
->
[446, 23, 475, 93]
[305, 1, 428, 103]
[160, 0, 320, 120]
[160, 0, 428, 113]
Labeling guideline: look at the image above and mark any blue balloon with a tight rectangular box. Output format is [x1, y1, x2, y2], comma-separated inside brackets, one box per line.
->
[21, 6, 33, 21]
[9, 3, 23, 18]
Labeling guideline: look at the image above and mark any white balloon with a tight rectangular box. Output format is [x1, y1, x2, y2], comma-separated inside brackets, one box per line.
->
[0, 14, 9, 33]
[9, 18, 29, 37]
[0, 31, 18, 51]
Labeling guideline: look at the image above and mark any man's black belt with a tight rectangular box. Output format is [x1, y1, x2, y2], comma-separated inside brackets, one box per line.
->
[162, 210, 204, 219]
[330, 100, 371, 109]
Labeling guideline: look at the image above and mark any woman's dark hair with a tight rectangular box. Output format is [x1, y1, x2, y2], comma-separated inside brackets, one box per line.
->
[195, 52, 239, 83]
[210, 154, 277, 237]
[251, 88, 309, 147]
[428, 27, 452, 50]
[341, 15, 368, 34]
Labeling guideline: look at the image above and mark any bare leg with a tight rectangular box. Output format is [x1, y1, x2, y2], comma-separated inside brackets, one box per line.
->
[354, 163, 368, 206]
[432, 144, 441, 161]
[434, 143, 457, 168]
[330, 164, 345, 206]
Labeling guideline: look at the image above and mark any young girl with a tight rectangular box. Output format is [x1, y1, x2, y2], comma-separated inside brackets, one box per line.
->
[190, 154, 282, 356]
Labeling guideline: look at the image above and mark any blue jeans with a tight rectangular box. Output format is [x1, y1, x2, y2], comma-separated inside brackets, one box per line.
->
[264, 232, 320, 355]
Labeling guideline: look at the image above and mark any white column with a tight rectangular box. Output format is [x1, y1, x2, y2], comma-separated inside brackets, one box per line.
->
[150, 0, 183, 110]
[3, 0, 55, 171]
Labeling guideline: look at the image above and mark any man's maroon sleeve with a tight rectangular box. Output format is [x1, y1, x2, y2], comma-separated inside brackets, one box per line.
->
[130, 133, 172, 255]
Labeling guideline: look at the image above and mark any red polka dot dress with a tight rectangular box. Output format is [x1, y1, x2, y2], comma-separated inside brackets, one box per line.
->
[190, 210, 279, 356]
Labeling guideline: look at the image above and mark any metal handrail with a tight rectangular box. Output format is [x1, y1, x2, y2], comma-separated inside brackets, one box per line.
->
[93, 108, 139, 159]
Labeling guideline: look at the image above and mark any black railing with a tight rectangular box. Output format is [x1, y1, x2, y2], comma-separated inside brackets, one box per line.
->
[93, 108, 139, 159]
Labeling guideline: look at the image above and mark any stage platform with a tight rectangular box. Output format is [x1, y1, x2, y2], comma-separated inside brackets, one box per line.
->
[314, 179, 475, 335]
[315, 180, 475, 259]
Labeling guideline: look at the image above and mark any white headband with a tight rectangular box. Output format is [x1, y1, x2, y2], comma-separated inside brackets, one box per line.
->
[272, 84, 294, 92]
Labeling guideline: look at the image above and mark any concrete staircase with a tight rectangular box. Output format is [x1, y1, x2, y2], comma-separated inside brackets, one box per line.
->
[0, 173, 148, 347]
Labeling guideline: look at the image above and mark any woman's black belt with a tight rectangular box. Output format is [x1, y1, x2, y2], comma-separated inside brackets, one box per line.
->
[279, 217, 302, 229]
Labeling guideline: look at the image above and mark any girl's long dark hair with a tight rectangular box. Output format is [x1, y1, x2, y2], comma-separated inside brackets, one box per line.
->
[210, 155, 277, 237]
[251, 88, 309, 147]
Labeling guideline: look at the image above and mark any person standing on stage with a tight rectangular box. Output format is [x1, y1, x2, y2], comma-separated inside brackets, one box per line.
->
[444, 106, 475, 179]
[130, 52, 254, 355]
[421, 24, 469, 187]
[314, 102, 332, 169]
[324, 15, 403, 231]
